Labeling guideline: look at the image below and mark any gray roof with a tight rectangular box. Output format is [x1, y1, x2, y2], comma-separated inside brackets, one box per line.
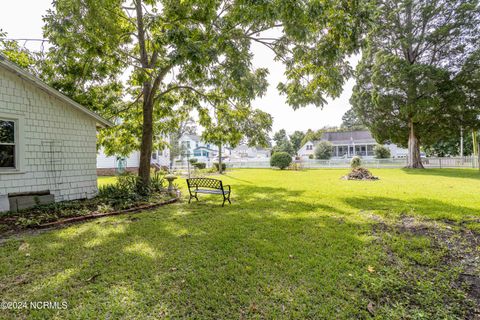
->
[0, 54, 112, 128]
[317, 130, 376, 145]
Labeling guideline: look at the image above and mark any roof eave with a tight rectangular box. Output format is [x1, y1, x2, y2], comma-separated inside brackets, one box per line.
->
[0, 55, 113, 128]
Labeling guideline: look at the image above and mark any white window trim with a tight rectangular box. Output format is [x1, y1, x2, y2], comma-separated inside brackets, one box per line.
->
[0, 112, 25, 174]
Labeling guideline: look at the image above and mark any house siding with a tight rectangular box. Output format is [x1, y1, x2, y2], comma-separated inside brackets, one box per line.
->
[0, 66, 98, 202]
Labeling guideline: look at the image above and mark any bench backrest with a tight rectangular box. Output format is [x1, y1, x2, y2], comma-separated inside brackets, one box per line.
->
[187, 178, 223, 190]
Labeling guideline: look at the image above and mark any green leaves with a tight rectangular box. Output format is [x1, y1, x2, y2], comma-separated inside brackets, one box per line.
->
[351, 0, 480, 150]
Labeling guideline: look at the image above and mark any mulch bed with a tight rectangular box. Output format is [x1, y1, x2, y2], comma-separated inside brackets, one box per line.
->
[342, 167, 379, 180]
[36, 194, 180, 229]
[0, 191, 181, 238]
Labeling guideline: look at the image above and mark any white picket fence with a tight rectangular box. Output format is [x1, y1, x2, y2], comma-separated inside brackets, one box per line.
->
[222, 156, 480, 169]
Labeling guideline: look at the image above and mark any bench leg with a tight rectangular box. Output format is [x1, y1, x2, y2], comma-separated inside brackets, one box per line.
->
[222, 193, 231, 207]
[188, 193, 199, 204]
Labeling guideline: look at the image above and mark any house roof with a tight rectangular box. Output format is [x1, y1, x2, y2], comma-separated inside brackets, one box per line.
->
[318, 130, 376, 145]
[0, 54, 112, 128]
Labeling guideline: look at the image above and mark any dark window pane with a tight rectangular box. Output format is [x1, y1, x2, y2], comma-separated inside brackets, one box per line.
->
[0, 120, 14, 143]
[0, 145, 15, 168]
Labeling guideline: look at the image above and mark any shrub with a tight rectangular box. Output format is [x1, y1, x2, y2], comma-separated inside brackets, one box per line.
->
[194, 162, 206, 169]
[308, 154, 314, 159]
[189, 158, 198, 164]
[350, 156, 362, 169]
[374, 144, 391, 159]
[98, 171, 166, 207]
[314, 141, 334, 159]
[214, 162, 226, 171]
[150, 171, 165, 192]
[270, 152, 292, 169]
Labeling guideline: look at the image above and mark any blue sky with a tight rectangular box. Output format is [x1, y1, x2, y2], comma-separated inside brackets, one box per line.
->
[1, 0, 357, 134]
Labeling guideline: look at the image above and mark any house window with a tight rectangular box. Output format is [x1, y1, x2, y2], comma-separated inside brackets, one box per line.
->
[306, 145, 313, 151]
[0, 120, 15, 168]
[193, 151, 201, 157]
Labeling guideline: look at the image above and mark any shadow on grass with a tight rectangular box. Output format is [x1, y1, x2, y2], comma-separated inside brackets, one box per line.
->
[0, 185, 475, 319]
[0, 185, 371, 319]
[401, 168, 480, 180]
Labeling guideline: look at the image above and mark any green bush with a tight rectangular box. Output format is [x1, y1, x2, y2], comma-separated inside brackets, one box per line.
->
[98, 171, 166, 207]
[214, 162, 226, 171]
[308, 154, 314, 159]
[374, 144, 391, 159]
[314, 141, 334, 159]
[270, 152, 292, 169]
[189, 158, 198, 164]
[350, 156, 362, 169]
[194, 162, 206, 169]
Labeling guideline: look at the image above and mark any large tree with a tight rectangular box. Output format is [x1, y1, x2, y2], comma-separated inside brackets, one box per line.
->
[351, 0, 480, 168]
[341, 108, 365, 130]
[272, 129, 294, 155]
[42, 0, 370, 184]
[289, 130, 306, 155]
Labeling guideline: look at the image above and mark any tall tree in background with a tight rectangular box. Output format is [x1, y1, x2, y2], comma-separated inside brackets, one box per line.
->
[341, 108, 365, 130]
[289, 130, 306, 155]
[351, 0, 480, 168]
[202, 106, 272, 173]
[272, 129, 294, 156]
[41, 0, 371, 185]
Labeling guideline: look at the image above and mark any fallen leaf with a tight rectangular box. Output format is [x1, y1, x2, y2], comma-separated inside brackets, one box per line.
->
[367, 301, 375, 315]
[367, 266, 375, 273]
[86, 274, 100, 282]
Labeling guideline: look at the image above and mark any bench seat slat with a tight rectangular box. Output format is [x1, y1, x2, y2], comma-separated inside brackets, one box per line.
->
[194, 189, 230, 194]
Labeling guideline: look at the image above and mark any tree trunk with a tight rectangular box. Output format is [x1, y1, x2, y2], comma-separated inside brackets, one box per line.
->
[407, 119, 424, 168]
[138, 96, 154, 185]
[218, 143, 223, 174]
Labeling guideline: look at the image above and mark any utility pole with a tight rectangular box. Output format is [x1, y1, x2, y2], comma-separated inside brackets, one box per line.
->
[460, 127, 464, 158]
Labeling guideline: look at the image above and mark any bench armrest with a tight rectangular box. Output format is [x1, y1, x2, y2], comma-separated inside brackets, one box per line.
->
[223, 185, 231, 191]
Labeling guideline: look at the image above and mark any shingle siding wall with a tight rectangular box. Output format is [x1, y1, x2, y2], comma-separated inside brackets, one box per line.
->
[0, 67, 98, 202]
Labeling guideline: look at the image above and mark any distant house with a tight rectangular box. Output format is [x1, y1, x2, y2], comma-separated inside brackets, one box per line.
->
[298, 130, 408, 159]
[96, 148, 170, 175]
[178, 134, 219, 163]
[230, 145, 271, 160]
[0, 55, 111, 212]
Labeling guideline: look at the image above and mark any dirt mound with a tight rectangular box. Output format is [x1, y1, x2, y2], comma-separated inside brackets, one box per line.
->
[343, 167, 379, 180]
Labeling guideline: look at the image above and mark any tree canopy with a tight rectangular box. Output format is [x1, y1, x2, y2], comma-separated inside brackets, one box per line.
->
[289, 130, 306, 155]
[341, 108, 365, 130]
[351, 0, 480, 168]
[39, 0, 371, 184]
[272, 129, 294, 156]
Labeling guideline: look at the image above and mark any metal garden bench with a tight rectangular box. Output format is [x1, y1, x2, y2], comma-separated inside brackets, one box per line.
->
[186, 178, 231, 207]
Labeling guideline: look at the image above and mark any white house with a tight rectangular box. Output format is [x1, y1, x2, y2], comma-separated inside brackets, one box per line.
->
[178, 134, 219, 163]
[298, 130, 408, 159]
[229, 145, 271, 160]
[96, 148, 170, 175]
[0, 55, 111, 212]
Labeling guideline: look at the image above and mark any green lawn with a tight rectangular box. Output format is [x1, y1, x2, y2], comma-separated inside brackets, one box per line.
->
[97, 176, 117, 188]
[1, 169, 479, 318]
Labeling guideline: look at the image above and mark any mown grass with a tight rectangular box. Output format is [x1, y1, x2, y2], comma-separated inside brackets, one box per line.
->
[97, 176, 117, 188]
[0, 168, 479, 319]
